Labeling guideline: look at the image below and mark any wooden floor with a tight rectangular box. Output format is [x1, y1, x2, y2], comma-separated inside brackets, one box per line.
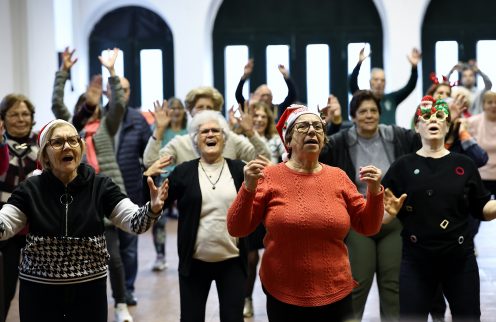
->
[6, 218, 496, 322]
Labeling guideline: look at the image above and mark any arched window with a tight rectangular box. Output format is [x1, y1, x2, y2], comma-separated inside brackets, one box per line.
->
[213, 0, 382, 117]
[89, 6, 174, 109]
[422, 0, 496, 93]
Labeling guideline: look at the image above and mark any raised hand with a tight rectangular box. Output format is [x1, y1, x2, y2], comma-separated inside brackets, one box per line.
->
[152, 100, 172, 130]
[147, 176, 169, 214]
[468, 59, 479, 73]
[144, 155, 174, 177]
[60, 47, 78, 72]
[98, 48, 119, 76]
[384, 188, 407, 218]
[359, 46, 369, 63]
[407, 48, 422, 66]
[448, 94, 468, 121]
[243, 59, 254, 78]
[237, 101, 255, 137]
[322, 95, 342, 124]
[359, 165, 382, 195]
[244, 155, 271, 192]
[278, 64, 289, 79]
[85, 74, 103, 106]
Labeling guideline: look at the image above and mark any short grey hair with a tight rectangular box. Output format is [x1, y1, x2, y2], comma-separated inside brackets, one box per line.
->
[37, 119, 84, 170]
[188, 110, 230, 153]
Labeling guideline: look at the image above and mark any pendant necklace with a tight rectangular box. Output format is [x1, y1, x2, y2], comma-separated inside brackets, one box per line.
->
[199, 159, 225, 190]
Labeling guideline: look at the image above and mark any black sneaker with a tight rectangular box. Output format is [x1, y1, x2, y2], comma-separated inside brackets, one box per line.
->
[125, 291, 138, 306]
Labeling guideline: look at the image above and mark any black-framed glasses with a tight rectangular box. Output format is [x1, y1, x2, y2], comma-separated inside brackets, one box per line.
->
[48, 135, 81, 150]
[294, 121, 324, 133]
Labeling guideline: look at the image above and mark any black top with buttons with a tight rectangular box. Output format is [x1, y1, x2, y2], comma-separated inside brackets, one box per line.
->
[382, 152, 490, 259]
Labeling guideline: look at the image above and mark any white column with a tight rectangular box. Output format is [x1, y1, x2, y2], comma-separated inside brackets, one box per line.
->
[373, 0, 430, 127]
[0, 0, 16, 94]
[26, 0, 57, 129]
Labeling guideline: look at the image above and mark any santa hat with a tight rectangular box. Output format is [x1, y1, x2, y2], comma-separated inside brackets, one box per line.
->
[416, 95, 436, 117]
[416, 96, 449, 118]
[276, 104, 323, 153]
[37, 119, 75, 147]
[34, 119, 78, 173]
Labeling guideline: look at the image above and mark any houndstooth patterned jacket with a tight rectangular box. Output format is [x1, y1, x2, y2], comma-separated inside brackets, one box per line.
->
[0, 163, 160, 284]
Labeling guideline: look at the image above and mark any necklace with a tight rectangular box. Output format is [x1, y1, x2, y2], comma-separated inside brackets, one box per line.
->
[199, 160, 225, 190]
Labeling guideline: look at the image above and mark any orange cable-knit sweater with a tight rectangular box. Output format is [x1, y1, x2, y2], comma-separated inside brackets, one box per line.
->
[227, 163, 384, 307]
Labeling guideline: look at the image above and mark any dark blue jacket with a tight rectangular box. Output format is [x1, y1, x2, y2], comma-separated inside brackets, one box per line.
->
[117, 107, 152, 205]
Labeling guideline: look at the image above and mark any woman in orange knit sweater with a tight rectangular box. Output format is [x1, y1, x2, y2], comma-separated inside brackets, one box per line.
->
[227, 104, 385, 322]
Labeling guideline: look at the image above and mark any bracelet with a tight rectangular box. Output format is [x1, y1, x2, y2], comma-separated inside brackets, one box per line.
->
[459, 130, 471, 142]
[148, 203, 162, 217]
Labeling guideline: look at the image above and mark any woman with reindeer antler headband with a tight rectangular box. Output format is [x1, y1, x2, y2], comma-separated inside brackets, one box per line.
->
[426, 72, 458, 100]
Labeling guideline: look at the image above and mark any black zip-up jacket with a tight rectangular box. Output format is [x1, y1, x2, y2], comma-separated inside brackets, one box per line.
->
[1, 163, 158, 284]
[320, 124, 421, 181]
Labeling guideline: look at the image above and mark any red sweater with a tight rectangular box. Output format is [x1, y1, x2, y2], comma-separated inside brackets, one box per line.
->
[227, 163, 383, 307]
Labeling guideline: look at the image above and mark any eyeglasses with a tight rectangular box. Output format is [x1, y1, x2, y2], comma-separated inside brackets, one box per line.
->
[419, 111, 448, 122]
[48, 135, 81, 150]
[294, 121, 324, 133]
[6, 112, 31, 120]
[199, 128, 222, 136]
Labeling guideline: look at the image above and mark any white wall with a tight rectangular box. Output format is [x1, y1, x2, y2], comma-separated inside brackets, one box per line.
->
[0, 0, 15, 94]
[374, 0, 430, 127]
[26, 0, 57, 128]
[0, 0, 431, 130]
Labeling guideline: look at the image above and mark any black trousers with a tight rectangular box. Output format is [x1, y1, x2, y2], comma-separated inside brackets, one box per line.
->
[19, 278, 107, 322]
[264, 286, 353, 322]
[179, 257, 245, 322]
[105, 226, 127, 305]
[0, 234, 26, 321]
[400, 253, 480, 322]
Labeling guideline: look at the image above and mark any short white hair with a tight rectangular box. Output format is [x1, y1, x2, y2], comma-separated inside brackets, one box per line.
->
[188, 110, 230, 153]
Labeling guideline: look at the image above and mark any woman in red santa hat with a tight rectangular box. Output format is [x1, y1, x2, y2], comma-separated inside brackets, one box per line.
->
[227, 104, 386, 322]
